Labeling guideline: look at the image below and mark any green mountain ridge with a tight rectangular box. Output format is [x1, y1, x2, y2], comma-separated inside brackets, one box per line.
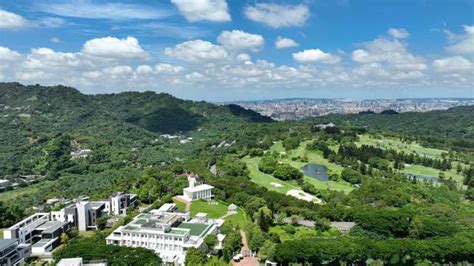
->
[0, 82, 272, 176]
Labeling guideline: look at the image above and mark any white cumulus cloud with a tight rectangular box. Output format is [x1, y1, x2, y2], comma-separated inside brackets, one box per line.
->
[388, 28, 409, 39]
[103, 65, 133, 75]
[447, 25, 474, 54]
[275, 37, 298, 49]
[155, 63, 185, 74]
[171, 0, 231, 22]
[0, 10, 30, 30]
[433, 56, 473, 73]
[244, 3, 309, 28]
[164, 40, 229, 63]
[351, 37, 426, 71]
[82, 36, 148, 60]
[217, 30, 264, 52]
[293, 49, 341, 64]
[136, 65, 154, 75]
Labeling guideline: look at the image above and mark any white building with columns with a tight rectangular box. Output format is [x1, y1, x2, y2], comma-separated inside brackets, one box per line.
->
[182, 175, 214, 201]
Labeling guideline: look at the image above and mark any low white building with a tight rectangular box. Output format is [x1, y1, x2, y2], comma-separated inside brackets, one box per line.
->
[227, 204, 238, 215]
[182, 175, 214, 201]
[106, 203, 220, 265]
[0, 179, 10, 191]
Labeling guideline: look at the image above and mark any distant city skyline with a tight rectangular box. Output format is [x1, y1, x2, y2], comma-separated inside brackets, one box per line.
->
[229, 98, 474, 120]
[0, 0, 473, 100]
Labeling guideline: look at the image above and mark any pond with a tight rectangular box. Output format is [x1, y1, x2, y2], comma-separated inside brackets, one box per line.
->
[302, 163, 329, 181]
[404, 173, 440, 183]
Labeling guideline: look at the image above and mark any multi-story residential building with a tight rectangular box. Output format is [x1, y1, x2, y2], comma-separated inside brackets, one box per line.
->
[3, 213, 49, 244]
[31, 221, 71, 255]
[110, 192, 138, 216]
[3, 214, 70, 256]
[106, 203, 222, 265]
[182, 176, 214, 201]
[0, 239, 31, 266]
[50, 192, 137, 232]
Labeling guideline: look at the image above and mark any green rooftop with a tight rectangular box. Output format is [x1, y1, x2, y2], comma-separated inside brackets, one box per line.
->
[177, 222, 212, 237]
[169, 229, 188, 236]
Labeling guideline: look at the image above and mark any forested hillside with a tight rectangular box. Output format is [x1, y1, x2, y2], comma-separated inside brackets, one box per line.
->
[0, 82, 272, 176]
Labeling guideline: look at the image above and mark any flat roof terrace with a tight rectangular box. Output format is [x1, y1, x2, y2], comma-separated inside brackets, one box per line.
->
[177, 222, 212, 237]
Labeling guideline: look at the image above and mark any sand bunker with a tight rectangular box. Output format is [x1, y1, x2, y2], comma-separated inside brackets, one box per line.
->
[286, 189, 322, 203]
[270, 182, 284, 188]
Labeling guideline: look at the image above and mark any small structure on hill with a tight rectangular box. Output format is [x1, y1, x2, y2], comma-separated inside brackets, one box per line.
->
[227, 203, 238, 215]
[70, 149, 92, 159]
[330, 221, 356, 233]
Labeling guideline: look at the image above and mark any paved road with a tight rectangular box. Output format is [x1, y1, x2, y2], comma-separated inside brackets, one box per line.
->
[232, 230, 259, 266]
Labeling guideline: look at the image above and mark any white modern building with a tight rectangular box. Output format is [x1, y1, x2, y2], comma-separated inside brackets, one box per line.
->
[3, 214, 71, 256]
[182, 175, 214, 201]
[3, 213, 49, 243]
[49, 192, 137, 232]
[56, 257, 107, 266]
[106, 203, 221, 265]
[110, 192, 138, 216]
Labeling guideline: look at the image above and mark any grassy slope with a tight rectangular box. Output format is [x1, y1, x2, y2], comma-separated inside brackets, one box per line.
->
[0, 181, 52, 202]
[242, 156, 298, 194]
[172, 198, 187, 211]
[189, 200, 228, 219]
[225, 207, 252, 229]
[186, 199, 251, 228]
[357, 134, 445, 157]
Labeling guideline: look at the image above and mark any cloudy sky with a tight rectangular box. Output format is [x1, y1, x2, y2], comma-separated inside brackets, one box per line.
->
[0, 0, 473, 101]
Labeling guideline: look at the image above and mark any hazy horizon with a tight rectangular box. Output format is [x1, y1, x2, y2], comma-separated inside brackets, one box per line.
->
[1, 0, 473, 101]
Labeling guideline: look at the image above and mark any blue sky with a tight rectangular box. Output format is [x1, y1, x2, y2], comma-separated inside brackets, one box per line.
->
[0, 0, 473, 101]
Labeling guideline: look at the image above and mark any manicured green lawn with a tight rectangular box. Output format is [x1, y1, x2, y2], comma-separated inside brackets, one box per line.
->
[0, 229, 3, 239]
[402, 164, 464, 183]
[356, 134, 447, 158]
[269, 141, 285, 153]
[172, 198, 187, 211]
[225, 207, 252, 229]
[190, 200, 228, 219]
[242, 140, 354, 195]
[242, 156, 297, 194]
[287, 140, 345, 174]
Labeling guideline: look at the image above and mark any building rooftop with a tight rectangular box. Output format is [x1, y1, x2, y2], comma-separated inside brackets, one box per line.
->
[156, 203, 177, 213]
[0, 239, 18, 251]
[57, 258, 83, 266]
[32, 238, 56, 248]
[37, 221, 65, 234]
[330, 222, 356, 229]
[183, 184, 214, 193]
[177, 222, 212, 237]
